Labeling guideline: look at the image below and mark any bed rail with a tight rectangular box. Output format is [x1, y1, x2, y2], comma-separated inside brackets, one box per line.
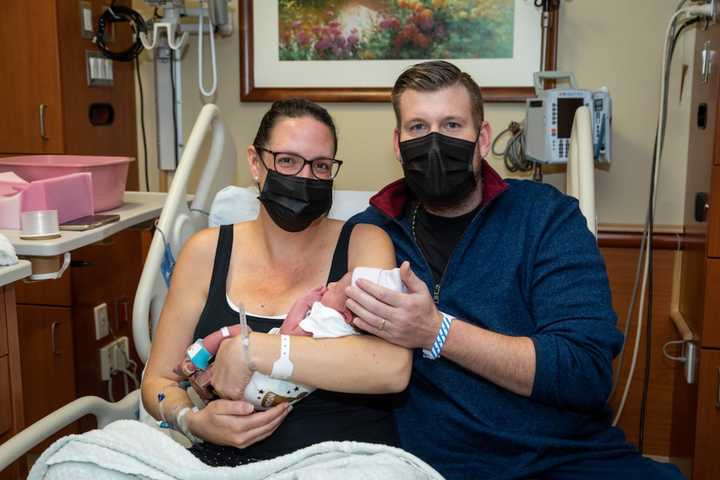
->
[133, 104, 237, 363]
[0, 391, 139, 472]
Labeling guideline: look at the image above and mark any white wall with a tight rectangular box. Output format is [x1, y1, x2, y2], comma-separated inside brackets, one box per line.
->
[134, 0, 695, 229]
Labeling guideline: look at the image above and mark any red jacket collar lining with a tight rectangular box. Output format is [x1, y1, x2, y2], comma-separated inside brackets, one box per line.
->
[369, 160, 508, 219]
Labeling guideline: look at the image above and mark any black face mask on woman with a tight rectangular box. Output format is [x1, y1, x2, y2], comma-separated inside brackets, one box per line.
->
[399, 131, 479, 208]
[258, 169, 333, 232]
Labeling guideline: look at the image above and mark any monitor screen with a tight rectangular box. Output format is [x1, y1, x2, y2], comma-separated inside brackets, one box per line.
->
[557, 97, 584, 139]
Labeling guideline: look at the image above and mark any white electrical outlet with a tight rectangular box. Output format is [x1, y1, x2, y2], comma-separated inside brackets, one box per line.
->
[94, 303, 110, 340]
[99, 336, 130, 381]
[113, 336, 130, 372]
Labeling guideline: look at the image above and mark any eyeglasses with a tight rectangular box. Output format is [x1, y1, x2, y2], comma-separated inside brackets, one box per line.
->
[255, 147, 343, 180]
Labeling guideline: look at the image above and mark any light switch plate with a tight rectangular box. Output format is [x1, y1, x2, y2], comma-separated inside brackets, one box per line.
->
[80, 1, 93, 39]
[86, 50, 113, 87]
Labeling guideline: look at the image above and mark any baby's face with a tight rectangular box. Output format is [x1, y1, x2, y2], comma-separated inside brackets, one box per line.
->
[321, 272, 353, 322]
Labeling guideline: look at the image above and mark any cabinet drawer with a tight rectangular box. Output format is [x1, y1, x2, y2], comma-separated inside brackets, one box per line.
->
[710, 166, 720, 257]
[0, 356, 11, 437]
[15, 267, 71, 307]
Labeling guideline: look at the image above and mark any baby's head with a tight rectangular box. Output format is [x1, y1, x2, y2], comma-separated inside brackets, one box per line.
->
[320, 272, 353, 323]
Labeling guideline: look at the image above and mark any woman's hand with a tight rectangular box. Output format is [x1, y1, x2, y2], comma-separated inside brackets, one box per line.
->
[187, 399, 291, 448]
[211, 335, 255, 400]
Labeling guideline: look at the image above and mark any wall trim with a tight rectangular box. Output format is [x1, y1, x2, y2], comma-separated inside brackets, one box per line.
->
[597, 229, 684, 250]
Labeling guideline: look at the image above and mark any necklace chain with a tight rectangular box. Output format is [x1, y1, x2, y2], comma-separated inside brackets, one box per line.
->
[411, 202, 421, 240]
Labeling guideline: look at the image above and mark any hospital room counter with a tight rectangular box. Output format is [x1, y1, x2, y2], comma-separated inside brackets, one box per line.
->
[0, 261, 31, 287]
[0, 192, 167, 257]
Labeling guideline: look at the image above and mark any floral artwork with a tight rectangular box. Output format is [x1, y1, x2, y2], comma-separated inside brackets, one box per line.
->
[278, 0, 514, 61]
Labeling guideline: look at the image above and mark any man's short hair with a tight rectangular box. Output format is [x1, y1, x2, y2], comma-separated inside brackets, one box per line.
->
[391, 60, 484, 131]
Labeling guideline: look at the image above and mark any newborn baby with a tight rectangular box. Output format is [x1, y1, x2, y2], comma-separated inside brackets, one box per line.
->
[175, 267, 405, 410]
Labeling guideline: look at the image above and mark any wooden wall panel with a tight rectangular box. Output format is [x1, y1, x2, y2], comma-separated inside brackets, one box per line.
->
[54, 0, 139, 189]
[601, 247, 680, 456]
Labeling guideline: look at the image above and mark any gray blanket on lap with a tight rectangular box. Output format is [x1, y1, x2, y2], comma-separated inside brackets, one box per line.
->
[29, 420, 443, 480]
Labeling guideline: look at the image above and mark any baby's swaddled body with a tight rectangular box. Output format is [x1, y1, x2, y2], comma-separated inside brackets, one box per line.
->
[175, 267, 405, 410]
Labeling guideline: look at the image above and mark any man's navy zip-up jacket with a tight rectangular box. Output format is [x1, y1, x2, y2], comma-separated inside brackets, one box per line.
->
[347, 161, 632, 480]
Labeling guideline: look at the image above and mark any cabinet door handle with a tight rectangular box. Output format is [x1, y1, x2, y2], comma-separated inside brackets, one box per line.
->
[39, 104, 48, 140]
[717, 368, 720, 409]
[50, 321, 62, 355]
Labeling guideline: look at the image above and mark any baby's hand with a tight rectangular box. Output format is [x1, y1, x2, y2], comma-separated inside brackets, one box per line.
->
[189, 364, 217, 402]
[173, 357, 197, 378]
[280, 285, 326, 335]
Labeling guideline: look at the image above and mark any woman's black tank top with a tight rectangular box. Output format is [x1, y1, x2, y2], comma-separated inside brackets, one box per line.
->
[188, 224, 398, 466]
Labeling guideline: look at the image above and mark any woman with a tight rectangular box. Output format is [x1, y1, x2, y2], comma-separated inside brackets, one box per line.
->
[141, 98, 411, 466]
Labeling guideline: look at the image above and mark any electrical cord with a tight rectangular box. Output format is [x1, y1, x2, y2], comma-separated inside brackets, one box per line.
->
[492, 122, 533, 173]
[610, 7, 705, 450]
[93, 3, 146, 62]
[610, 13, 699, 402]
[198, 1, 218, 97]
[170, 49, 179, 169]
[662, 340, 687, 362]
[613, 8, 682, 432]
[135, 58, 150, 192]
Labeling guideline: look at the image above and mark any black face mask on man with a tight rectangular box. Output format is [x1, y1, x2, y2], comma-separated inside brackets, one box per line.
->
[258, 169, 333, 232]
[399, 131, 479, 208]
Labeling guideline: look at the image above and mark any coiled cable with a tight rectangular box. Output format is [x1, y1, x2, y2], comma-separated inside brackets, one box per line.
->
[93, 4, 146, 62]
[492, 121, 533, 173]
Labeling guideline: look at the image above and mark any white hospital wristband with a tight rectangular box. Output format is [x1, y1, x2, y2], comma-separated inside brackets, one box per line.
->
[270, 334, 294, 380]
[176, 406, 203, 444]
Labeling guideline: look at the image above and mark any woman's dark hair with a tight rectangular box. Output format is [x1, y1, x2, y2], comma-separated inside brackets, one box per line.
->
[253, 98, 338, 155]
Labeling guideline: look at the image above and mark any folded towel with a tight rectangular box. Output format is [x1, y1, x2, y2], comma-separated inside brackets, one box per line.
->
[0, 233, 18, 266]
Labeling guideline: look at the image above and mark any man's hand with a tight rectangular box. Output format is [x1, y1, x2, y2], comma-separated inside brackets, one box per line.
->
[187, 399, 290, 448]
[211, 336, 254, 400]
[345, 261, 442, 349]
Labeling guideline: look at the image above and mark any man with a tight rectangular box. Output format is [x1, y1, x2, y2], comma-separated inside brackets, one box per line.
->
[345, 61, 683, 480]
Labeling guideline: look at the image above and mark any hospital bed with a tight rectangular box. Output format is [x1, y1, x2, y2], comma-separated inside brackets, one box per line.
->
[0, 104, 597, 474]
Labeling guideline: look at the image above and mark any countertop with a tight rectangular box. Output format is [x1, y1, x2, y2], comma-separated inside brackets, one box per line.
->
[0, 260, 32, 287]
[0, 191, 166, 257]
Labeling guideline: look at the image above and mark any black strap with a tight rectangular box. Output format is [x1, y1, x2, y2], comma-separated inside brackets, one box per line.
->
[326, 222, 356, 284]
[210, 222, 352, 293]
[206, 224, 234, 305]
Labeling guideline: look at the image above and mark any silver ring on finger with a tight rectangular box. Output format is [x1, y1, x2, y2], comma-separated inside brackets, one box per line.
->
[379, 319, 386, 331]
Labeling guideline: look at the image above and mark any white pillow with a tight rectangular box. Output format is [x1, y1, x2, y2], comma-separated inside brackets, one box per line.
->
[209, 185, 375, 227]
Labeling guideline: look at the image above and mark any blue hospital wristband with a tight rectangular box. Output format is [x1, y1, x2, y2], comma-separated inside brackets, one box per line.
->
[187, 340, 212, 370]
[423, 312, 454, 360]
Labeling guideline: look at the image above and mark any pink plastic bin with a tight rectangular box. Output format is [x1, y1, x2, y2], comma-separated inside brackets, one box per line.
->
[0, 155, 134, 211]
[0, 172, 94, 227]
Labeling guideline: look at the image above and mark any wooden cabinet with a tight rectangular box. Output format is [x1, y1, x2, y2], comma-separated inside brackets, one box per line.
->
[13, 227, 149, 446]
[0, 287, 26, 480]
[0, 1, 64, 154]
[16, 305, 77, 453]
[0, 0, 139, 189]
[672, 21, 720, 479]
[709, 166, 720, 258]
